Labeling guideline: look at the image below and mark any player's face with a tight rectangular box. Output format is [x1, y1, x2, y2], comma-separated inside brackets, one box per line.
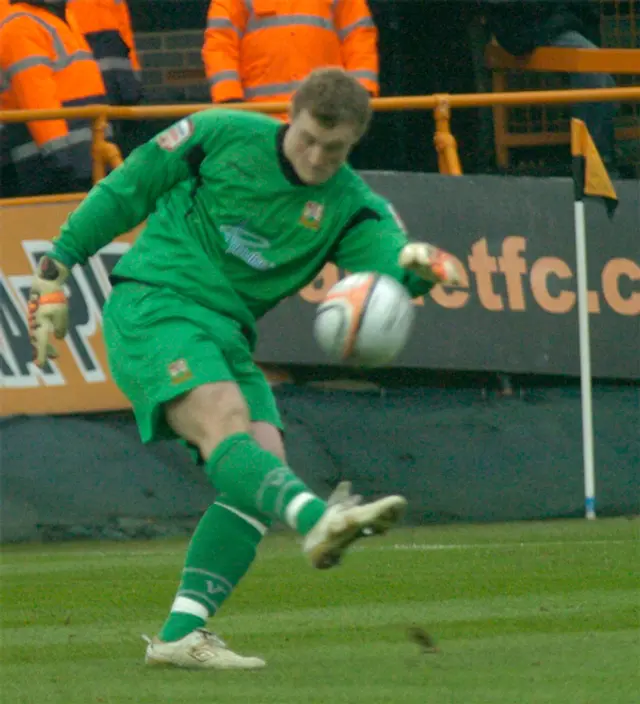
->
[285, 110, 361, 185]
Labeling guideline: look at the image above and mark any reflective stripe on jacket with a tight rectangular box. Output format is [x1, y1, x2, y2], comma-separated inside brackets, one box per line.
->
[67, 0, 141, 105]
[203, 0, 379, 105]
[0, 4, 108, 195]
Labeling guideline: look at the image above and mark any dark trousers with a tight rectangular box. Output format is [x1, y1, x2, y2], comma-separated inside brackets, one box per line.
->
[547, 30, 617, 166]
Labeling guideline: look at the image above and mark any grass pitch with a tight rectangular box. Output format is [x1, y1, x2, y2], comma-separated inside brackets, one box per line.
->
[1, 518, 638, 704]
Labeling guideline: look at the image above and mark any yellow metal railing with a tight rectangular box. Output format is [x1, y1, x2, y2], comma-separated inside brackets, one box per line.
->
[484, 45, 640, 168]
[1, 85, 639, 196]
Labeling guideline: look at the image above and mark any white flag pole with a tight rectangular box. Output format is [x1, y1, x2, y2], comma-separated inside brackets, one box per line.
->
[573, 199, 596, 519]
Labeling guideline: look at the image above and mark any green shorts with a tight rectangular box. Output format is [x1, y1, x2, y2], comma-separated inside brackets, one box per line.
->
[103, 281, 282, 443]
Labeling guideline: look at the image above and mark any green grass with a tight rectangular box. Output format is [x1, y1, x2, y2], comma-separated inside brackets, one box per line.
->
[1, 518, 638, 704]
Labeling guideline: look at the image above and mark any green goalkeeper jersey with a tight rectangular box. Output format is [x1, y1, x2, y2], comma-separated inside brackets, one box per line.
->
[51, 109, 433, 340]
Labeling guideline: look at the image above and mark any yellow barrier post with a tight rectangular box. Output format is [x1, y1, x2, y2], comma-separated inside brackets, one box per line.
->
[91, 114, 107, 183]
[432, 95, 462, 176]
[91, 114, 125, 182]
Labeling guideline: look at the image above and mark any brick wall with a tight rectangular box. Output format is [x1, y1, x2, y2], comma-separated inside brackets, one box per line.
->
[136, 30, 210, 104]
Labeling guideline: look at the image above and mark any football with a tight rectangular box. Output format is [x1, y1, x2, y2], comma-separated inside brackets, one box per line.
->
[313, 273, 415, 367]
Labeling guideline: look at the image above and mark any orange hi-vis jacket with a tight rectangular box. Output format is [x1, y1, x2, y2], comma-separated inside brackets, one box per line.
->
[0, 3, 108, 195]
[0, 0, 11, 21]
[66, 0, 141, 105]
[203, 0, 379, 107]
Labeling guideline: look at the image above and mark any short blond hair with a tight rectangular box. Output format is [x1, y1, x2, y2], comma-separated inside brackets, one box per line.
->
[291, 68, 372, 136]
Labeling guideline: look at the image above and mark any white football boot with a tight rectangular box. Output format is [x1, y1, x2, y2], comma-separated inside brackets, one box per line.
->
[143, 629, 266, 670]
[303, 481, 407, 569]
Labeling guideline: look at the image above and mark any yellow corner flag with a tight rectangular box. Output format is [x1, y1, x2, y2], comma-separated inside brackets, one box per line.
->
[571, 118, 618, 218]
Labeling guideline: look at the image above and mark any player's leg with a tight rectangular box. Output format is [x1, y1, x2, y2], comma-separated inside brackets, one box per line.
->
[180, 362, 407, 569]
[165, 382, 330, 536]
[103, 286, 364, 668]
[151, 422, 285, 666]
[103, 285, 274, 668]
[147, 381, 331, 670]
[149, 496, 269, 669]
[246, 420, 394, 567]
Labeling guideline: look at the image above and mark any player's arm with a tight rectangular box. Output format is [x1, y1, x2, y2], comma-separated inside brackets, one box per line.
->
[29, 111, 222, 366]
[329, 199, 460, 299]
[48, 112, 222, 270]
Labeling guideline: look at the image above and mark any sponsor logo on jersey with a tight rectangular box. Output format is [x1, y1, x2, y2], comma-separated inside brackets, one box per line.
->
[168, 358, 193, 385]
[157, 118, 194, 151]
[220, 225, 275, 271]
[300, 201, 324, 230]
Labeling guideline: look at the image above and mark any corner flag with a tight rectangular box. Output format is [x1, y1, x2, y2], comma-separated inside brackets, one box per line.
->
[570, 118, 618, 217]
[569, 118, 620, 522]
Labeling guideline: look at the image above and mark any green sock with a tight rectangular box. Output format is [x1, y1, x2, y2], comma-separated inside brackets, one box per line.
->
[159, 613, 204, 643]
[206, 433, 326, 535]
[159, 500, 269, 642]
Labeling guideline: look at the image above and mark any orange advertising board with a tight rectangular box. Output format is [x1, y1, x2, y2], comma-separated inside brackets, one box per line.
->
[1, 197, 140, 415]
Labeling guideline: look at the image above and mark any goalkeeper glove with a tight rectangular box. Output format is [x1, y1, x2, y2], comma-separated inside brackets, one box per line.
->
[399, 242, 461, 286]
[28, 256, 70, 368]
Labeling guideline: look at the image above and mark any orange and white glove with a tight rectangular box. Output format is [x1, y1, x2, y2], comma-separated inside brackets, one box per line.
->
[28, 256, 70, 368]
[399, 243, 461, 286]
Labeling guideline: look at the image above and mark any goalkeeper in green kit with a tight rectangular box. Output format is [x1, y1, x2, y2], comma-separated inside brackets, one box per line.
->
[28, 69, 460, 670]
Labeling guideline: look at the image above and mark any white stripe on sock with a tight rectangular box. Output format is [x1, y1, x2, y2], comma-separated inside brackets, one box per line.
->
[170, 596, 209, 619]
[216, 502, 269, 535]
[285, 492, 316, 530]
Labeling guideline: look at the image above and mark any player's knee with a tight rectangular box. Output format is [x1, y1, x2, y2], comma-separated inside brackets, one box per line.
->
[166, 382, 250, 459]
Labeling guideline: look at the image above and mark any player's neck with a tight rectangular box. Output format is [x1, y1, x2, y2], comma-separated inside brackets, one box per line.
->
[278, 126, 307, 187]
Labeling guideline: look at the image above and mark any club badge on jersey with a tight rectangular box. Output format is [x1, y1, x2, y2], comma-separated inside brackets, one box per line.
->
[157, 118, 194, 151]
[299, 201, 325, 230]
[168, 358, 193, 384]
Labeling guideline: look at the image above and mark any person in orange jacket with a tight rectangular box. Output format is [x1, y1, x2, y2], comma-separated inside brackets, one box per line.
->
[202, 0, 379, 116]
[0, 0, 109, 196]
[66, 0, 142, 106]
[0, 0, 14, 193]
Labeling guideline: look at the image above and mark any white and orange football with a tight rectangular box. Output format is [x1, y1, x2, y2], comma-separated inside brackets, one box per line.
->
[313, 273, 415, 367]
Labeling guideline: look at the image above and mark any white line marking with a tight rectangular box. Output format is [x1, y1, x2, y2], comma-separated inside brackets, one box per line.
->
[357, 539, 632, 553]
[1, 538, 632, 562]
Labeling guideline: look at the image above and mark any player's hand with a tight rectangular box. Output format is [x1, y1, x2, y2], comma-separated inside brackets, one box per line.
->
[399, 243, 461, 286]
[28, 256, 70, 367]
